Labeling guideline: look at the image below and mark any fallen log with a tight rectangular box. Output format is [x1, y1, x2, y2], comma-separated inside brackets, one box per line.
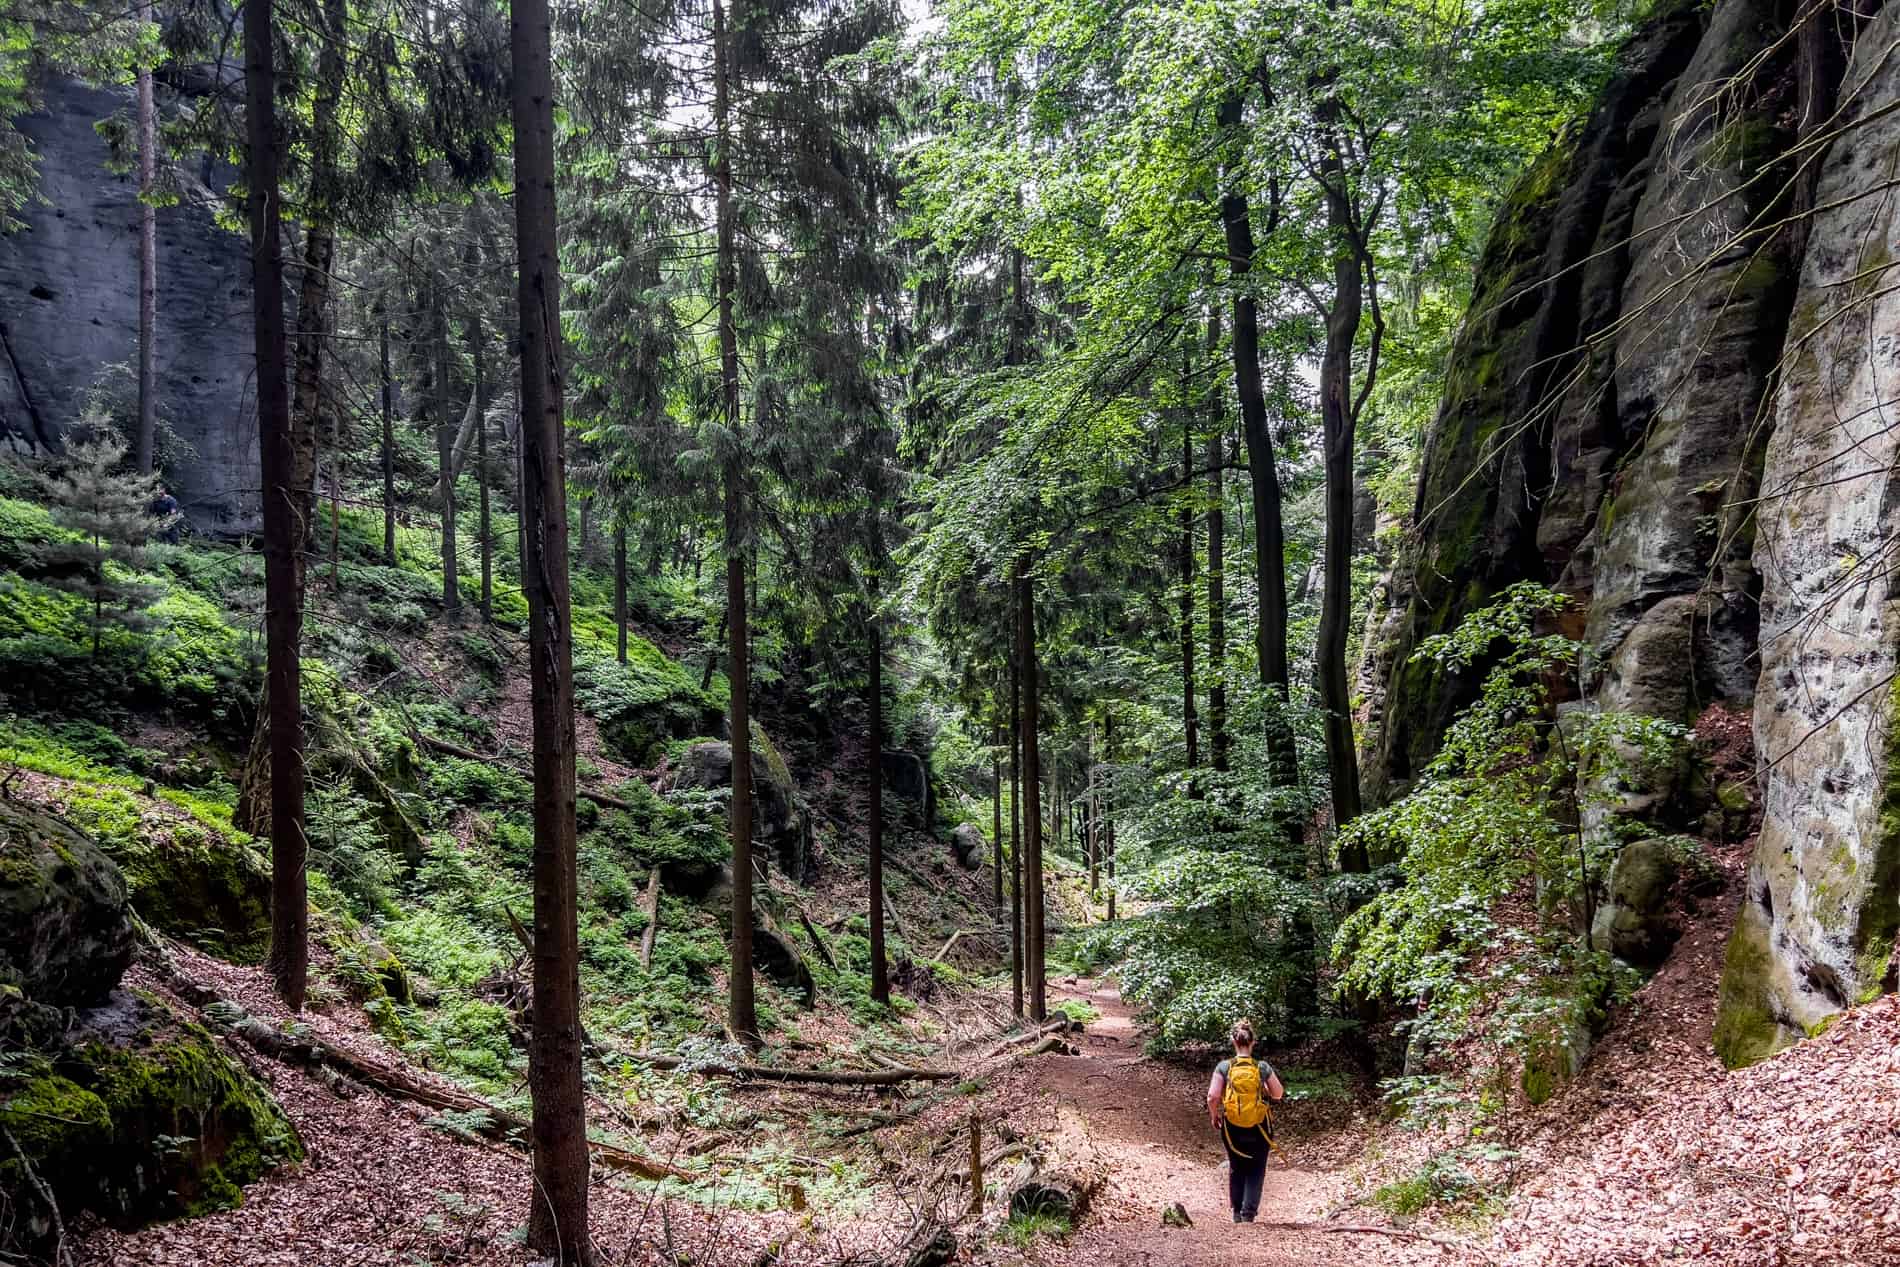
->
[978, 1019, 1075, 1062]
[796, 906, 839, 971]
[638, 867, 662, 970]
[151, 953, 691, 1182]
[629, 1053, 960, 1086]
[416, 732, 637, 811]
[1246, 1221, 1488, 1254]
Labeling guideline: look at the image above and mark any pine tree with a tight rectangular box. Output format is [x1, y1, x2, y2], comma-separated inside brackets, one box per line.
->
[36, 435, 169, 657]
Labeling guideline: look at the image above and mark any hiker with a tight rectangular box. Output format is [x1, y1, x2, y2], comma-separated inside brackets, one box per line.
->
[149, 486, 181, 543]
[1207, 1018, 1284, 1224]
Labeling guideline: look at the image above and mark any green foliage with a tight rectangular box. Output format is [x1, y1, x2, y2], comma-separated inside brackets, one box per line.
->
[997, 1211, 1071, 1247]
[1335, 585, 1679, 1081]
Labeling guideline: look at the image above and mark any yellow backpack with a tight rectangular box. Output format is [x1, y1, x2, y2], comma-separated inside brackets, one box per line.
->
[1222, 1056, 1271, 1129]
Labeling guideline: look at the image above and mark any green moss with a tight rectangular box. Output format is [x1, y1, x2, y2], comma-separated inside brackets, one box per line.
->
[1804, 1012, 1841, 1040]
[1854, 671, 1900, 1000]
[752, 720, 793, 792]
[1715, 781, 1750, 813]
[81, 1013, 303, 1217]
[1713, 905, 1796, 1069]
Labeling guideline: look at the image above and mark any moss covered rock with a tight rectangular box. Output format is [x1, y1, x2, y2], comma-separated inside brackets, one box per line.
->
[0, 994, 302, 1254]
[101, 805, 271, 963]
[1713, 900, 1800, 1069]
[0, 800, 133, 1010]
[1590, 837, 1684, 968]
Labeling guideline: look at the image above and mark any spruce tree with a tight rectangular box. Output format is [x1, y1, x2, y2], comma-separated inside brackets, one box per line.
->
[36, 435, 169, 657]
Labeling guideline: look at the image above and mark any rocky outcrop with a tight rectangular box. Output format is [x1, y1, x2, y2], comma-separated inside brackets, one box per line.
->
[0, 78, 258, 530]
[1715, 4, 1900, 1066]
[0, 804, 298, 1258]
[680, 725, 812, 878]
[881, 749, 935, 829]
[0, 801, 135, 1012]
[1366, 0, 1900, 1064]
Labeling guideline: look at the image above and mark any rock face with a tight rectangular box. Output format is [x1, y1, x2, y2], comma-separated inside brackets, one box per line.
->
[0, 801, 134, 1009]
[881, 749, 934, 828]
[1364, 0, 1900, 1064]
[680, 726, 811, 878]
[0, 805, 299, 1258]
[0, 77, 258, 530]
[1715, 4, 1900, 1066]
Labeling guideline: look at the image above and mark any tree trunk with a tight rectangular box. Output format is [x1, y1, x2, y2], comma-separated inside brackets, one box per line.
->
[247, 0, 306, 1015]
[1317, 109, 1365, 838]
[511, 0, 592, 1249]
[380, 316, 395, 565]
[1207, 309, 1230, 775]
[868, 616, 889, 1004]
[435, 284, 459, 617]
[474, 312, 491, 623]
[134, 0, 157, 477]
[1104, 713, 1116, 920]
[288, 0, 344, 564]
[1218, 92, 1293, 787]
[713, 0, 758, 1048]
[700, 607, 726, 691]
[1016, 564, 1045, 1022]
[614, 524, 627, 662]
[1086, 728, 1098, 899]
[1180, 414, 1198, 786]
[1009, 647, 1023, 1020]
[991, 724, 1003, 909]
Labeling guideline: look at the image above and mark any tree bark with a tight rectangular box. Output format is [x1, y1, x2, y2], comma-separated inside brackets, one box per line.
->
[991, 723, 1003, 909]
[135, 0, 157, 477]
[512, 0, 592, 1249]
[868, 615, 889, 1004]
[1206, 311, 1230, 775]
[380, 316, 395, 565]
[247, 0, 305, 1014]
[1316, 105, 1365, 837]
[473, 310, 491, 623]
[288, 0, 344, 564]
[1217, 92, 1293, 787]
[713, 0, 758, 1048]
[1009, 647, 1023, 1020]
[1104, 713, 1116, 920]
[434, 283, 459, 617]
[1180, 413, 1198, 786]
[1016, 563, 1045, 1022]
[613, 524, 628, 663]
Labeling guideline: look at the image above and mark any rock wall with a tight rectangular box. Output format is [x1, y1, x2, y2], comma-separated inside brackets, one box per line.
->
[1717, 3, 1900, 1064]
[0, 76, 258, 530]
[1363, 0, 1900, 1064]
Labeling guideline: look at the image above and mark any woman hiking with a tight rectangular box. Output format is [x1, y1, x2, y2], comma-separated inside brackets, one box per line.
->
[1207, 1019, 1284, 1223]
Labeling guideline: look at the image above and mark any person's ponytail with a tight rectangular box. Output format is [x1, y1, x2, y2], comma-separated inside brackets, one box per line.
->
[1230, 1019, 1255, 1049]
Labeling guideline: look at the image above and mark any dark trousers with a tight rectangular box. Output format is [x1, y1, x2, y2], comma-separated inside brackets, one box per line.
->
[1222, 1121, 1270, 1219]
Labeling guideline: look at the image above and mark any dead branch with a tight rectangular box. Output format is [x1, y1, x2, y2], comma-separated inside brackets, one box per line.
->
[629, 1053, 960, 1086]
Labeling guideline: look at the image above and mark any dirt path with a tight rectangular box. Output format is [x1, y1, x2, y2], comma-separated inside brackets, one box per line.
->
[1022, 980, 1440, 1267]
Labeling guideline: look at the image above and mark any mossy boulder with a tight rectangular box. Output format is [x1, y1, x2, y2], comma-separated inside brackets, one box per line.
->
[680, 724, 811, 878]
[1590, 837, 1684, 967]
[0, 801, 134, 1011]
[0, 994, 302, 1255]
[110, 818, 272, 963]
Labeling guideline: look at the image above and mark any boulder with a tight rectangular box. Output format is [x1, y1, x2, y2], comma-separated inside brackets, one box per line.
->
[705, 866, 816, 1008]
[881, 749, 934, 828]
[1590, 837, 1684, 967]
[949, 823, 986, 872]
[110, 816, 273, 963]
[1, 994, 302, 1253]
[680, 724, 810, 878]
[0, 801, 134, 1010]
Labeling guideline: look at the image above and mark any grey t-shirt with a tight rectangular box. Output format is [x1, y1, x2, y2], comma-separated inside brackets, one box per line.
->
[1216, 1056, 1277, 1085]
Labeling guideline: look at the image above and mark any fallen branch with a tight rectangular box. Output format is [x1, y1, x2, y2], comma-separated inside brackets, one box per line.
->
[931, 928, 975, 963]
[978, 1019, 1075, 1062]
[1247, 1221, 1488, 1255]
[416, 732, 636, 811]
[629, 1053, 960, 1086]
[796, 906, 838, 971]
[152, 954, 691, 1182]
[2, 1125, 73, 1267]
